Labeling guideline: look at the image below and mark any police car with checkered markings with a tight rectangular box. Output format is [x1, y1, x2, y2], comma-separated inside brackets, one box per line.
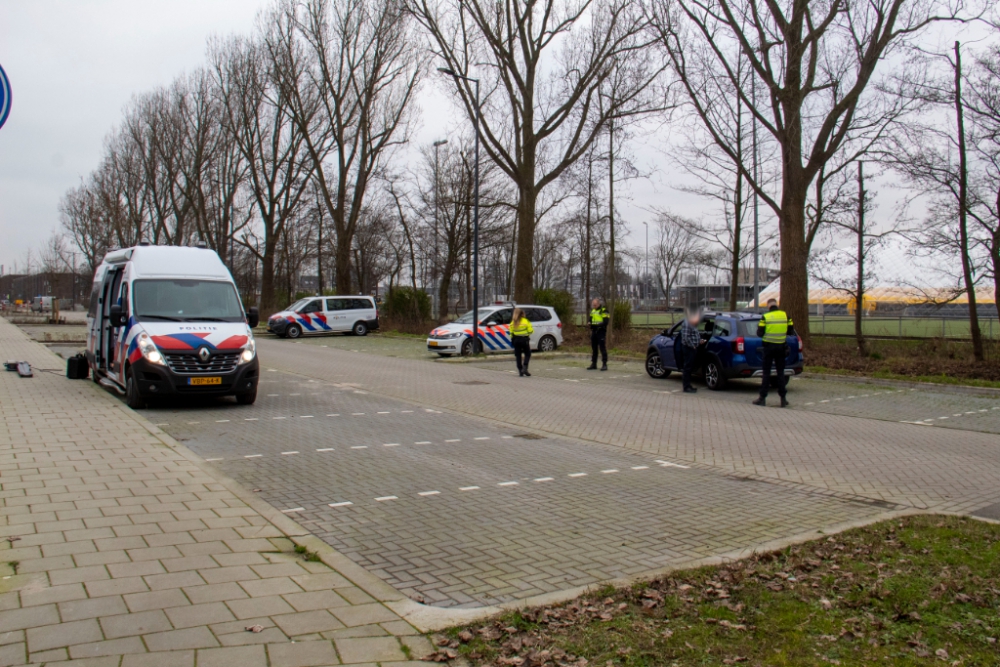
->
[267, 296, 380, 338]
[427, 305, 563, 356]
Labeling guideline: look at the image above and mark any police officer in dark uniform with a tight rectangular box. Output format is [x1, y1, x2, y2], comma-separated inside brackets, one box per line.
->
[752, 298, 795, 407]
[587, 298, 610, 371]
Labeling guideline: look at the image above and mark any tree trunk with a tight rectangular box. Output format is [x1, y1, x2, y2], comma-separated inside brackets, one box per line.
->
[778, 181, 810, 340]
[513, 181, 537, 303]
[955, 41, 984, 362]
[335, 235, 352, 295]
[259, 237, 279, 317]
[856, 161, 867, 357]
[729, 168, 743, 312]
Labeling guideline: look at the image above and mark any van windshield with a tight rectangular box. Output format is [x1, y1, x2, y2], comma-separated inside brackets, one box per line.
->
[133, 280, 245, 322]
[288, 299, 311, 313]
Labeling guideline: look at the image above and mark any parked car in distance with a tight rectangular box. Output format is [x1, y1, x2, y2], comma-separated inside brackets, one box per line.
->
[645, 311, 803, 390]
[427, 304, 563, 356]
[267, 296, 379, 339]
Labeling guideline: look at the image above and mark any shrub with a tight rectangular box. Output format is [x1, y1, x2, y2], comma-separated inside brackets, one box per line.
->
[533, 288, 575, 325]
[611, 300, 632, 332]
[381, 286, 431, 323]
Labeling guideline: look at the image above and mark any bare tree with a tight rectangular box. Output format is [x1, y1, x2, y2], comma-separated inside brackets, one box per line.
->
[212, 34, 315, 316]
[264, 0, 422, 295]
[652, 212, 702, 308]
[410, 0, 670, 303]
[889, 41, 989, 361]
[645, 0, 966, 336]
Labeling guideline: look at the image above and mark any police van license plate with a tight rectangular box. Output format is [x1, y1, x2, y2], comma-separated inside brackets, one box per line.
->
[189, 377, 222, 386]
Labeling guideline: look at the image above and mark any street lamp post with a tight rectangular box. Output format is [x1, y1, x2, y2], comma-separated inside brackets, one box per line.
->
[438, 67, 480, 354]
[432, 139, 448, 319]
[642, 221, 649, 326]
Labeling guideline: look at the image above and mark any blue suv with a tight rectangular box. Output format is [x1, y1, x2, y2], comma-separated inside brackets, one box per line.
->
[645, 311, 804, 390]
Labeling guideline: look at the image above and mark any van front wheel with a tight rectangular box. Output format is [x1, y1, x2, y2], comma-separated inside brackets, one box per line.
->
[236, 386, 257, 405]
[286, 324, 302, 339]
[125, 368, 147, 409]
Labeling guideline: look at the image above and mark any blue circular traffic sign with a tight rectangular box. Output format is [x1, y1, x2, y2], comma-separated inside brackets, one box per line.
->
[0, 63, 11, 131]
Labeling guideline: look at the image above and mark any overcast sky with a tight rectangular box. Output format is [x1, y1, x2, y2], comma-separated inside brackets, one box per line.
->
[0, 0, 692, 277]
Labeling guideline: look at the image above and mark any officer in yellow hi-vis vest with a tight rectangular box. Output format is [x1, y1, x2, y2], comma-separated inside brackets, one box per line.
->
[510, 307, 534, 377]
[753, 298, 795, 407]
[587, 298, 610, 371]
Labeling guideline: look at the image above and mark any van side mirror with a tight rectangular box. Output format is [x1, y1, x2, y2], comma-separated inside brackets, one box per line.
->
[247, 307, 260, 328]
[109, 304, 126, 327]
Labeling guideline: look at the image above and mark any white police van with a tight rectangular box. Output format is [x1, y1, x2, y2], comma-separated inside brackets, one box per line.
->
[427, 304, 563, 356]
[86, 244, 260, 409]
[266, 296, 380, 338]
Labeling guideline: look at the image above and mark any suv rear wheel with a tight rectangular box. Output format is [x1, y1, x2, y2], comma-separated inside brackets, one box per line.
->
[537, 335, 557, 352]
[704, 358, 727, 391]
[645, 350, 670, 379]
[352, 321, 368, 336]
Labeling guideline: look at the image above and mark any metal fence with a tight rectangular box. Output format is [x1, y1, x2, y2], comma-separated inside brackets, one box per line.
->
[623, 312, 999, 340]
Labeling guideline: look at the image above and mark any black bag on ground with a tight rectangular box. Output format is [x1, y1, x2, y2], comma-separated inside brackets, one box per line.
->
[66, 354, 89, 380]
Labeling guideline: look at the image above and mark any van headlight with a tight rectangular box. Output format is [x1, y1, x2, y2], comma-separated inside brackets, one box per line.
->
[137, 334, 165, 365]
[239, 337, 256, 364]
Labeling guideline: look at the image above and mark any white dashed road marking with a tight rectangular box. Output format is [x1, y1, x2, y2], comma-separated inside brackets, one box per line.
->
[328, 501, 352, 507]
[602, 469, 619, 474]
[418, 491, 441, 496]
[281, 451, 298, 455]
[316, 448, 335, 452]
[459, 486, 479, 491]
[245, 455, 262, 459]
[445, 439, 461, 443]
[375, 496, 398, 502]
[631, 466, 649, 470]
[281, 508, 304, 513]
[498, 481, 519, 487]
[474, 437, 490, 441]
[351, 446, 367, 450]
[414, 441, 431, 445]
[205, 458, 223, 462]
[568, 473, 587, 478]
[216, 420, 230, 423]
[534, 477, 554, 483]
[656, 460, 691, 469]
[383, 443, 400, 447]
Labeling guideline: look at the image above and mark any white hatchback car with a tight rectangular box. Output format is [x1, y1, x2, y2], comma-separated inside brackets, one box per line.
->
[427, 304, 563, 356]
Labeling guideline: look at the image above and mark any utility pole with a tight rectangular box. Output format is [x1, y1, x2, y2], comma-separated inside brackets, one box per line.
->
[643, 220, 649, 325]
[439, 68, 480, 354]
[954, 41, 984, 362]
[432, 139, 448, 320]
[608, 111, 616, 339]
[751, 74, 760, 312]
[856, 161, 867, 356]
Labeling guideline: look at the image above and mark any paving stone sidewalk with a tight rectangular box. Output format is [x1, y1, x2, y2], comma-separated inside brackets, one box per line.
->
[0, 317, 435, 666]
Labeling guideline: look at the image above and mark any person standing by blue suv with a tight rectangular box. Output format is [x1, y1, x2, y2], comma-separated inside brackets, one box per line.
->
[644, 310, 803, 390]
[752, 299, 796, 407]
[679, 307, 705, 393]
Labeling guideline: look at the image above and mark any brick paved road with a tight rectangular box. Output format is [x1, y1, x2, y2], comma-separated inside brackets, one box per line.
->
[153, 373, 889, 607]
[258, 337, 1000, 513]
[148, 333, 1000, 608]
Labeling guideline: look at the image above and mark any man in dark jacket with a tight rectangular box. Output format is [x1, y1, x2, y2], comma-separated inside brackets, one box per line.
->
[678, 307, 705, 393]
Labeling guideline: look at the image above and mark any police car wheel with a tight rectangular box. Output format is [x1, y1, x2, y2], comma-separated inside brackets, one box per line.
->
[352, 322, 368, 336]
[286, 324, 302, 339]
[704, 360, 727, 391]
[645, 351, 670, 379]
[538, 335, 557, 352]
[460, 338, 481, 356]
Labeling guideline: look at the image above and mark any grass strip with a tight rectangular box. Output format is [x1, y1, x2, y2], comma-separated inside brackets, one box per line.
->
[430, 515, 1000, 666]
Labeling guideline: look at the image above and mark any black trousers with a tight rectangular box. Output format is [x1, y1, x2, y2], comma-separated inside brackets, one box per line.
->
[590, 328, 607, 365]
[759, 343, 787, 398]
[513, 336, 532, 372]
[678, 344, 698, 389]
